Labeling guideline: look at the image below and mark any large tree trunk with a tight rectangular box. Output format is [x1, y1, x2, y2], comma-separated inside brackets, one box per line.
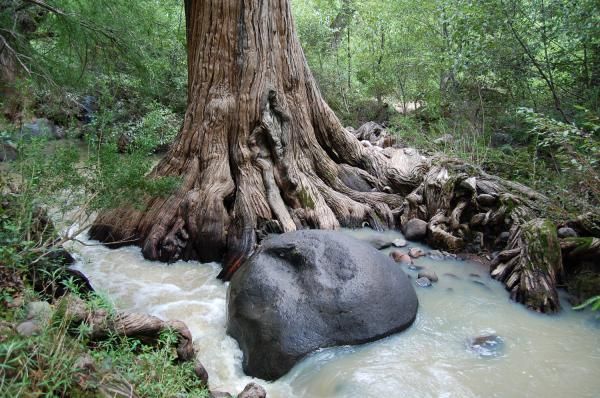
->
[90, 0, 418, 279]
[89, 0, 592, 314]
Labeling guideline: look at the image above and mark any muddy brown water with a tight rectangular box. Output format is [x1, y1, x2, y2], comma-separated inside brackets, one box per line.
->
[70, 229, 600, 398]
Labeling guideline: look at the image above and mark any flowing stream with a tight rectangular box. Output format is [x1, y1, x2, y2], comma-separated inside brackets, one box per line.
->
[70, 229, 600, 398]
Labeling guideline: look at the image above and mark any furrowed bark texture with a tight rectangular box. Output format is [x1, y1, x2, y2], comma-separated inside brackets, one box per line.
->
[90, 0, 418, 279]
[89, 0, 592, 313]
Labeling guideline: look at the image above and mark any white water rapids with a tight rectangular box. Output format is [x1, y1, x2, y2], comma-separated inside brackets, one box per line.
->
[69, 229, 600, 398]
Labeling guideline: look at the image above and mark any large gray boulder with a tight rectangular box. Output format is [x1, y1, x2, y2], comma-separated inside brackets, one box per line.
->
[227, 230, 418, 380]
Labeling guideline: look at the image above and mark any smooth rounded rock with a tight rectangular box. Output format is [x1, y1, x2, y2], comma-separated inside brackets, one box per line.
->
[227, 230, 418, 380]
[389, 251, 412, 264]
[477, 194, 497, 207]
[418, 270, 439, 283]
[238, 383, 267, 398]
[367, 237, 393, 250]
[557, 227, 578, 239]
[26, 301, 52, 321]
[392, 238, 408, 248]
[408, 247, 426, 258]
[404, 219, 428, 241]
[16, 320, 41, 337]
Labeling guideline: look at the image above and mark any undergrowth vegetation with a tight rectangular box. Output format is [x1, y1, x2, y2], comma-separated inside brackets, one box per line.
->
[0, 287, 209, 397]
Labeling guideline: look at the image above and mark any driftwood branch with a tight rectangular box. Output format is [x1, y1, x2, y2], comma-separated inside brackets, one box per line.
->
[63, 295, 195, 362]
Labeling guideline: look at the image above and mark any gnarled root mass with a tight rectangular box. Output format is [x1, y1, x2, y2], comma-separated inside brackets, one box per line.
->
[88, 0, 597, 313]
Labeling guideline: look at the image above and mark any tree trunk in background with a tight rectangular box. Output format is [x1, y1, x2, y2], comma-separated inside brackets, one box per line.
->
[89, 0, 585, 314]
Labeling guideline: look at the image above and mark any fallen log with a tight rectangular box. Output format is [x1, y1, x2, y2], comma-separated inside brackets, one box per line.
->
[61, 295, 194, 361]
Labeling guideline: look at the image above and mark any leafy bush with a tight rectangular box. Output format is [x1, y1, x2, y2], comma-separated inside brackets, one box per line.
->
[122, 101, 182, 153]
[518, 108, 600, 206]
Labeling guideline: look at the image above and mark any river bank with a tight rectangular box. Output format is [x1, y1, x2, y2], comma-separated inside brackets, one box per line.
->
[70, 228, 600, 398]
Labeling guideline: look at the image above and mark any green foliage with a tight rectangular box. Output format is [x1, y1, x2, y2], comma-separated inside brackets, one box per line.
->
[121, 101, 182, 154]
[91, 330, 209, 398]
[573, 295, 600, 312]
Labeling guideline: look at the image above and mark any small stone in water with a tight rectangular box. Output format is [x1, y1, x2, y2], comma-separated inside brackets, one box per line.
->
[472, 280, 491, 290]
[408, 264, 424, 271]
[467, 334, 504, 357]
[442, 251, 457, 259]
[392, 239, 408, 248]
[429, 250, 445, 260]
[368, 237, 392, 250]
[416, 277, 432, 288]
[408, 247, 426, 258]
[418, 270, 439, 282]
[389, 251, 412, 264]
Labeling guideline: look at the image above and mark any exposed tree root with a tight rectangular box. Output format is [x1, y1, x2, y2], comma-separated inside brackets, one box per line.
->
[490, 219, 563, 313]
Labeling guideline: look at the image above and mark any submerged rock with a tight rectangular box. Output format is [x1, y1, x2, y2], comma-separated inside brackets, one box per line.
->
[367, 236, 393, 250]
[429, 250, 445, 260]
[443, 272, 460, 279]
[415, 277, 432, 288]
[227, 230, 418, 380]
[418, 270, 439, 283]
[472, 280, 492, 291]
[467, 334, 505, 357]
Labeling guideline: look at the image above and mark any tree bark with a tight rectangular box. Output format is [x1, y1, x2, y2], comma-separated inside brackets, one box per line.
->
[90, 0, 414, 280]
